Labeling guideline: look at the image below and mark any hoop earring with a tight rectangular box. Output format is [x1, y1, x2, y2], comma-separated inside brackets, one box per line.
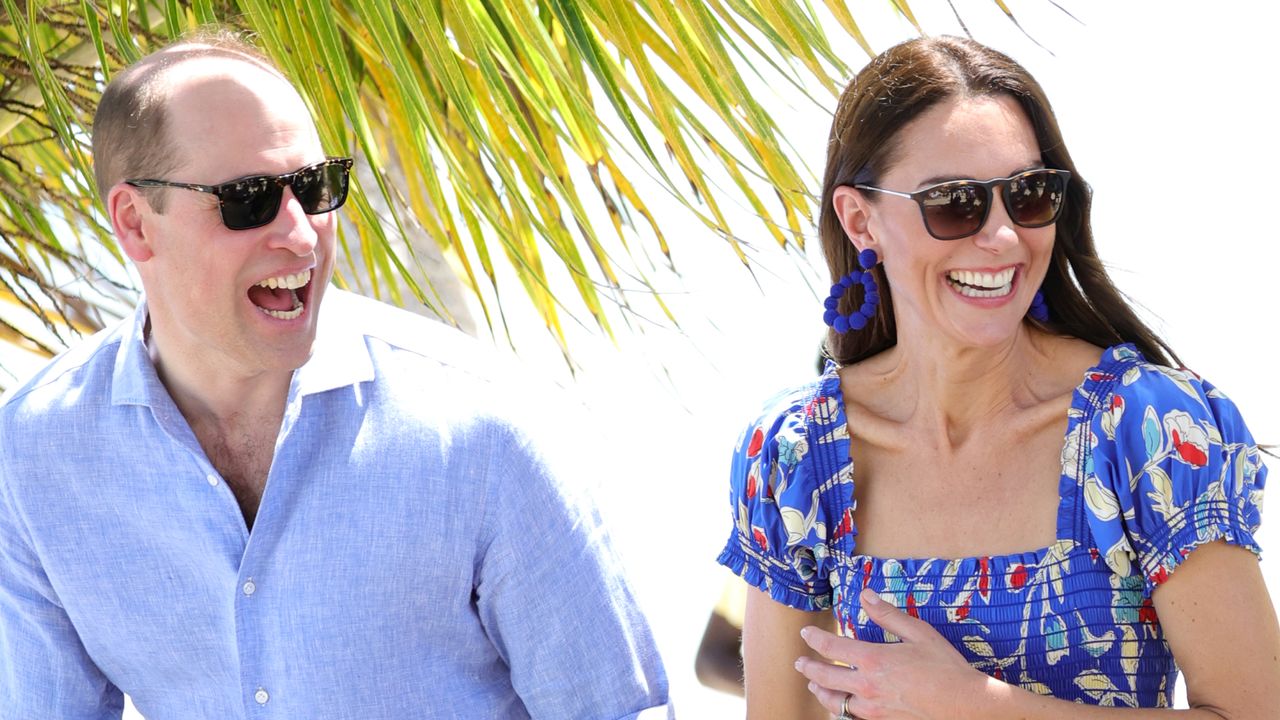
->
[1029, 289, 1049, 323]
[823, 248, 881, 334]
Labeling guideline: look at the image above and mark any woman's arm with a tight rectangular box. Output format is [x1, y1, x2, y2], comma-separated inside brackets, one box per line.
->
[796, 541, 1280, 718]
[1150, 540, 1280, 716]
[743, 584, 835, 719]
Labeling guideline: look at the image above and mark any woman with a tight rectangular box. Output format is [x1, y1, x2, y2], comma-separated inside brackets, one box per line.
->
[717, 36, 1278, 718]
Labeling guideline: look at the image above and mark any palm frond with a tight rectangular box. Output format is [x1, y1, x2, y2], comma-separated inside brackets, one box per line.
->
[0, 0, 1038, 389]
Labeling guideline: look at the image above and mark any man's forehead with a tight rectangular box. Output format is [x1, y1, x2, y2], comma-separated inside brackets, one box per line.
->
[156, 57, 323, 179]
[156, 55, 298, 106]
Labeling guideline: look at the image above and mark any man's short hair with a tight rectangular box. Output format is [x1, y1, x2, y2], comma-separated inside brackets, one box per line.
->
[90, 27, 285, 212]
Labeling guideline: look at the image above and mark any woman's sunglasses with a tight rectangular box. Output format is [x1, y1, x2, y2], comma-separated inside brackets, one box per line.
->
[126, 157, 354, 231]
[855, 168, 1071, 241]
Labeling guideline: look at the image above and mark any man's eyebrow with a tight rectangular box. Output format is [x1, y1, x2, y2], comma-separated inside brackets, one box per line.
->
[915, 162, 1045, 189]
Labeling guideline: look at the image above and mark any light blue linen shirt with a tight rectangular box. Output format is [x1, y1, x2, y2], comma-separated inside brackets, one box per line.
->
[0, 289, 670, 719]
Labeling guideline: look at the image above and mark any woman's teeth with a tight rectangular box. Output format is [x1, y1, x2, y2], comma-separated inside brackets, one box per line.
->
[946, 268, 1015, 298]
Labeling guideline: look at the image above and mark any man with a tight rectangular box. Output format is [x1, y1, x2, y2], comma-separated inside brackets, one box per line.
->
[0, 32, 670, 718]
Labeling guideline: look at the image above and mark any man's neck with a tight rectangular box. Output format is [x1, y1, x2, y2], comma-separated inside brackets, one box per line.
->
[144, 316, 293, 432]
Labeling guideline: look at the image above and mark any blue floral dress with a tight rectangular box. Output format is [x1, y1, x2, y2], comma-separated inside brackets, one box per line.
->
[717, 344, 1266, 707]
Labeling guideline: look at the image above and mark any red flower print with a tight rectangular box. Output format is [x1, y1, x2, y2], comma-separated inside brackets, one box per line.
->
[1089, 547, 1100, 562]
[957, 596, 971, 620]
[978, 557, 990, 601]
[1009, 564, 1028, 590]
[746, 427, 765, 458]
[832, 507, 855, 542]
[1164, 410, 1210, 468]
[1171, 428, 1209, 466]
[752, 527, 768, 552]
[1149, 565, 1169, 587]
[805, 398, 821, 418]
[1139, 597, 1159, 626]
[862, 559, 873, 589]
[906, 593, 918, 618]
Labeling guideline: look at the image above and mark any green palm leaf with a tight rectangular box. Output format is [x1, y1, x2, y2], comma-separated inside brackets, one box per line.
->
[0, 0, 1040, 388]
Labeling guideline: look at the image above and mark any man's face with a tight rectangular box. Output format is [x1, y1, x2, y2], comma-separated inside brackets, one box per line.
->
[135, 59, 337, 379]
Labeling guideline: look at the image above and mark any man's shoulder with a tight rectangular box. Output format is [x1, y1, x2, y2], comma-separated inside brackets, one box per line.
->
[0, 318, 128, 422]
[325, 291, 576, 431]
[330, 290, 519, 389]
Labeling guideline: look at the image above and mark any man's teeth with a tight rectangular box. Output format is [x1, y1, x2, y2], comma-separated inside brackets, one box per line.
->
[260, 303, 303, 321]
[946, 268, 1015, 298]
[252, 269, 307, 320]
[256, 269, 311, 290]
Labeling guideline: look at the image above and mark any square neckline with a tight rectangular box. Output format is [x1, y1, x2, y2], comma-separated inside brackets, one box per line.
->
[815, 343, 1143, 572]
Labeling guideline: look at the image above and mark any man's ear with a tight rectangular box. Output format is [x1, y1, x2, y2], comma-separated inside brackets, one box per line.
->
[107, 183, 155, 262]
[831, 185, 880, 254]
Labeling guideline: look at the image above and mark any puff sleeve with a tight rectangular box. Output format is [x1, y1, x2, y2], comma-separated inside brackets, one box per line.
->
[1084, 361, 1266, 595]
[716, 379, 851, 611]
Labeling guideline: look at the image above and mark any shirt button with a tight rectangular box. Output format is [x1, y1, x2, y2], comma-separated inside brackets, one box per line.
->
[254, 687, 269, 705]
[206, 474, 219, 486]
[242, 579, 257, 596]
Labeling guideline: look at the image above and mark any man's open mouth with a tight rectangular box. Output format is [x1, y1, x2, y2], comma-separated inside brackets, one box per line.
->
[247, 269, 312, 320]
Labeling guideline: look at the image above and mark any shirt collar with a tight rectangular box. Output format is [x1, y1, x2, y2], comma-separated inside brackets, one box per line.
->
[109, 288, 377, 407]
[291, 289, 376, 397]
[110, 299, 165, 407]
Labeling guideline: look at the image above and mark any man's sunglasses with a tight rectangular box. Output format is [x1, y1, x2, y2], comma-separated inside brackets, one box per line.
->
[126, 157, 354, 231]
[855, 168, 1071, 241]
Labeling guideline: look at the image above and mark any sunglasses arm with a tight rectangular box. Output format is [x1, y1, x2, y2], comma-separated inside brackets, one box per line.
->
[124, 179, 221, 195]
[853, 184, 915, 200]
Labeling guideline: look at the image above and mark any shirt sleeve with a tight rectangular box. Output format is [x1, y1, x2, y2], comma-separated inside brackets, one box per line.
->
[0, 460, 124, 719]
[472, 405, 671, 720]
[716, 382, 842, 612]
[1084, 363, 1266, 595]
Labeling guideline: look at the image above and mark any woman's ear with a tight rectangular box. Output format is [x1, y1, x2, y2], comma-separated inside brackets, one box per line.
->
[831, 185, 879, 254]
[108, 184, 155, 263]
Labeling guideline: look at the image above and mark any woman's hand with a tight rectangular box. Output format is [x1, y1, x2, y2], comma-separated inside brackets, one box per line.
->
[795, 588, 986, 719]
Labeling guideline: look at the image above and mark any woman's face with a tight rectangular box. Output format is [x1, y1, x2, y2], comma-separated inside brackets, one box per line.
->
[839, 94, 1055, 352]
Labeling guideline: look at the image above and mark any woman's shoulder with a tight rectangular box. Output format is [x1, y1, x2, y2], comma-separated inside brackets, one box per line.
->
[730, 367, 849, 500]
[1090, 344, 1237, 418]
[1080, 345, 1265, 590]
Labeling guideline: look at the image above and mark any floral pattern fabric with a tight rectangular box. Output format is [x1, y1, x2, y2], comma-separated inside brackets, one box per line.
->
[717, 344, 1266, 707]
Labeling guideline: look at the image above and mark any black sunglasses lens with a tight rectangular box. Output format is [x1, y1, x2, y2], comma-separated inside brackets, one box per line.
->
[220, 176, 282, 230]
[921, 182, 986, 240]
[1006, 171, 1067, 228]
[293, 161, 350, 215]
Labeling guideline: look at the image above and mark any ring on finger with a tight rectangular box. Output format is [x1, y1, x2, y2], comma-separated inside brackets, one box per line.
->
[837, 692, 855, 720]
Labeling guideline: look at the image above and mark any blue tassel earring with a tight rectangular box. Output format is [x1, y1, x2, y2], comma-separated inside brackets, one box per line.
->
[1029, 290, 1049, 323]
[823, 248, 881, 334]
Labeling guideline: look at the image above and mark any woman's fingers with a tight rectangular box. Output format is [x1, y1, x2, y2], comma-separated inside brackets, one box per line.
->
[858, 588, 931, 643]
[795, 654, 862, 691]
[800, 624, 877, 668]
[805, 679, 853, 717]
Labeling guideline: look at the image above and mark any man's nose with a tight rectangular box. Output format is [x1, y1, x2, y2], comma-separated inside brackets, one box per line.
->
[265, 187, 320, 255]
